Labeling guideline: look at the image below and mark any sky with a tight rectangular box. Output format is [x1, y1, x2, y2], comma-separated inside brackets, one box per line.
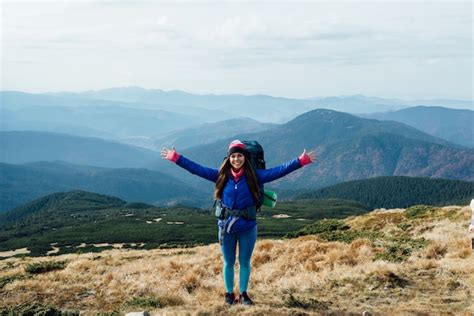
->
[1, 0, 473, 100]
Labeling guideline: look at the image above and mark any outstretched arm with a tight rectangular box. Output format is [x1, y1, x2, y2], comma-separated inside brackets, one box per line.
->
[161, 147, 218, 182]
[258, 149, 317, 183]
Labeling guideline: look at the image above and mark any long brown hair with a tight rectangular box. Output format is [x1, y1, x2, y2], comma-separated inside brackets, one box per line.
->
[214, 156, 260, 203]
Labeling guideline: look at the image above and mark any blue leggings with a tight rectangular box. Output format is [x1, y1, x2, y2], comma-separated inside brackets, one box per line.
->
[221, 225, 257, 293]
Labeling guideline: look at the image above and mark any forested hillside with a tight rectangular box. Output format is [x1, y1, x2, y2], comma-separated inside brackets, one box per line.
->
[298, 176, 474, 209]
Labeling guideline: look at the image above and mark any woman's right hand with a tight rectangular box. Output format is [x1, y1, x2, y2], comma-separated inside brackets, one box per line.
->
[161, 146, 179, 162]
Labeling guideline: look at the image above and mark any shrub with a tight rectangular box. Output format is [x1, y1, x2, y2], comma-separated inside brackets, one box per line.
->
[397, 223, 411, 231]
[374, 244, 412, 262]
[373, 237, 427, 262]
[124, 202, 153, 209]
[319, 230, 382, 243]
[25, 260, 68, 274]
[286, 219, 349, 238]
[368, 270, 409, 289]
[284, 294, 329, 311]
[125, 295, 183, 309]
[0, 303, 79, 315]
[0, 274, 27, 288]
[405, 205, 435, 219]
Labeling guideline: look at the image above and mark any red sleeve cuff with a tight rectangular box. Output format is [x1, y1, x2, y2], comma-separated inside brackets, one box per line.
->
[170, 151, 180, 163]
[298, 152, 312, 166]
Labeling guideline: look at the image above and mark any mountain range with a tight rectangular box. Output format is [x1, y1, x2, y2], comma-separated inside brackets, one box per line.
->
[53, 86, 472, 118]
[2, 108, 472, 210]
[2, 108, 473, 212]
[2, 90, 472, 151]
[1, 88, 473, 214]
[152, 109, 474, 190]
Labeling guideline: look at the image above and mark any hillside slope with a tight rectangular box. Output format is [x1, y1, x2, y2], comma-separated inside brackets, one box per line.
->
[0, 204, 472, 314]
[0, 161, 208, 212]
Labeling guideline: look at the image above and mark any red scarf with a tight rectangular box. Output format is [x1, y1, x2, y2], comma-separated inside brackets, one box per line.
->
[231, 168, 244, 181]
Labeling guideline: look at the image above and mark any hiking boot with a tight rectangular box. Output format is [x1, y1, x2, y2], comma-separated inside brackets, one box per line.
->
[224, 292, 235, 305]
[238, 291, 254, 305]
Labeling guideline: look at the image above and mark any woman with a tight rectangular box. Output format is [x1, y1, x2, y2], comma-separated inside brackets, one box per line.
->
[161, 140, 316, 305]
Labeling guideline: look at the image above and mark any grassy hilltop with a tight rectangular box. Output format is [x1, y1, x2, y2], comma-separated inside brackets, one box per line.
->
[1, 204, 473, 315]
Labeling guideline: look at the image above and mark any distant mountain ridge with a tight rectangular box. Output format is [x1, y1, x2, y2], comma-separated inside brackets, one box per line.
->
[151, 109, 474, 189]
[52, 86, 472, 118]
[0, 131, 160, 167]
[51, 87, 317, 123]
[1, 91, 232, 123]
[154, 118, 276, 149]
[363, 106, 474, 148]
[1, 92, 222, 143]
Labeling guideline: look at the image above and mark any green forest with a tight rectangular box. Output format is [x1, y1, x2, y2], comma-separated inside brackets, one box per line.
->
[297, 176, 473, 209]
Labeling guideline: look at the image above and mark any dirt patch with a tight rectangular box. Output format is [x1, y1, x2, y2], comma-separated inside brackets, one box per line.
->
[0, 248, 30, 258]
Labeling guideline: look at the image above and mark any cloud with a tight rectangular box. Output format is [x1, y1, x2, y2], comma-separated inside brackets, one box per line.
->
[2, 1, 472, 99]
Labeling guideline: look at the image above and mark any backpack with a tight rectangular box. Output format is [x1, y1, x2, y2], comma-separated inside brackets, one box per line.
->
[241, 141, 277, 209]
[242, 141, 265, 170]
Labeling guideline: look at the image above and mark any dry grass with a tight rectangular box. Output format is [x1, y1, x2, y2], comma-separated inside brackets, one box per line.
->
[1, 205, 473, 315]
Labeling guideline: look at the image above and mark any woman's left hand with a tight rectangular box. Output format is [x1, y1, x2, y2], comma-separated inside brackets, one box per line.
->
[299, 149, 317, 166]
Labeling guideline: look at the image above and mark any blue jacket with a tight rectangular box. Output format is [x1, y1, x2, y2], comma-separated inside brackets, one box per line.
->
[176, 155, 303, 232]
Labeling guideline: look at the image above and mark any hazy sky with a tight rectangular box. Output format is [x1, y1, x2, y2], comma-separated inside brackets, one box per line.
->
[1, 1, 472, 99]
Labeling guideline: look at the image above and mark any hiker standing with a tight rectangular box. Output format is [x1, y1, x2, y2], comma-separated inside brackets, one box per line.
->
[161, 140, 316, 305]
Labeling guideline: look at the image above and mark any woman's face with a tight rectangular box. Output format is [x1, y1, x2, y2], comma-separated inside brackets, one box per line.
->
[229, 153, 245, 170]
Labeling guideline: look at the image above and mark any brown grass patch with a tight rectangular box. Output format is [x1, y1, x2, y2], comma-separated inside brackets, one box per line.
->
[423, 241, 448, 259]
[347, 209, 405, 231]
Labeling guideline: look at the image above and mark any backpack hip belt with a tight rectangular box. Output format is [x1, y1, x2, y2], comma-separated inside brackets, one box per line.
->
[215, 200, 256, 221]
[226, 207, 257, 221]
